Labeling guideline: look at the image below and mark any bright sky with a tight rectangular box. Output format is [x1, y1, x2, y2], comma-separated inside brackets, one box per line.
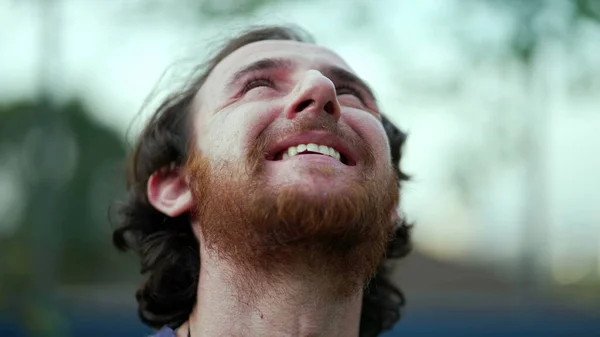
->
[1, 0, 599, 283]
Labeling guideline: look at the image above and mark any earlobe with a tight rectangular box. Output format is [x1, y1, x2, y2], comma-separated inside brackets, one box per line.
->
[147, 169, 193, 217]
[390, 205, 400, 223]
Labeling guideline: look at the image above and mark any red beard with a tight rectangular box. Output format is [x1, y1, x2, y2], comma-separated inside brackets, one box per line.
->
[185, 120, 399, 300]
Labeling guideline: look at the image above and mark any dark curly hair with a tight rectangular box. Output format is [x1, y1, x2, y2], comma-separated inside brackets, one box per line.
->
[112, 25, 412, 337]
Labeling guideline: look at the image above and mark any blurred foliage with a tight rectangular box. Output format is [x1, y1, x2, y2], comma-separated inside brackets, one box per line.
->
[0, 100, 142, 337]
[574, 0, 600, 22]
[445, 0, 600, 204]
[198, 0, 285, 17]
[495, 0, 600, 63]
[137, 0, 316, 19]
[0, 99, 138, 296]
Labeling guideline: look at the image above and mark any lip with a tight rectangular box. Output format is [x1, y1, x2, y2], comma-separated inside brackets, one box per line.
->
[265, 131, 357, 166]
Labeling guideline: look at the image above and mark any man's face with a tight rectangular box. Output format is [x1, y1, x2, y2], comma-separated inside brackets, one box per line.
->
[192, 40, 392, 194]
[185, 40, 398, 292]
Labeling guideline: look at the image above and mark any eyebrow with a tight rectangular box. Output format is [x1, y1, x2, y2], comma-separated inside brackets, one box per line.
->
[227, 58, 294, 89]
[325, 66, 377, 103]
[226, 57, 377, 102]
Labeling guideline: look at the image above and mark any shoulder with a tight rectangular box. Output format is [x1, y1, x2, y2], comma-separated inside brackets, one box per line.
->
[149, 326, 177, 337]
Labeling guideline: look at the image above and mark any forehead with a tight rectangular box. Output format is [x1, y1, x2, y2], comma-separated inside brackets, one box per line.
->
[208, 40, 354, 82]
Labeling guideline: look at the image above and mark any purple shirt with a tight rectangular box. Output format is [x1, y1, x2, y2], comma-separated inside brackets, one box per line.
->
[151, 326, 177, 337]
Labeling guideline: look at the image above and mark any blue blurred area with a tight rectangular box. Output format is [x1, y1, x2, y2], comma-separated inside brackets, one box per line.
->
[2, 295, 599, 337]
[1, 311, 598, 337]
[385, 308, 600, 337]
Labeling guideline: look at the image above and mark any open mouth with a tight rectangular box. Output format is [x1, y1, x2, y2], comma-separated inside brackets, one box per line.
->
[269, 143, 352, 166]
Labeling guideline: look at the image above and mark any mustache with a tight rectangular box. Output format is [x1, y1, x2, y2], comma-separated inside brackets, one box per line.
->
[287, 116, 341, 135]
[247, 116, 375, 172]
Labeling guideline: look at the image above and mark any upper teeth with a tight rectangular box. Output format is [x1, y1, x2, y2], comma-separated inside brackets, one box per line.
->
[282, 143, 341, 161]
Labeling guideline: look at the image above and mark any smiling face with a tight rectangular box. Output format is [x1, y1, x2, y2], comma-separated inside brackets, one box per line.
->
[191, 40, 393, 195]
[184, 39, 399, 295]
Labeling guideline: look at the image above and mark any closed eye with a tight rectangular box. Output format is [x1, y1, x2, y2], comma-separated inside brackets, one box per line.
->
[336, 84, 366, 104]
[241, 76, 275, 94]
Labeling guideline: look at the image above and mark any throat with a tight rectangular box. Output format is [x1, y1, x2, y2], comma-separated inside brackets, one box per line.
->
[190, 252, 364, 337]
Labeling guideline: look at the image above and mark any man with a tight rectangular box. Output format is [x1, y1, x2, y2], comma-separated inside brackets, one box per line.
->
[112, 25, 411, 337]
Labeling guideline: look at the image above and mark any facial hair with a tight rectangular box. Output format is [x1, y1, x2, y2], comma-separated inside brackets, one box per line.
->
[185, 119, 400, 300]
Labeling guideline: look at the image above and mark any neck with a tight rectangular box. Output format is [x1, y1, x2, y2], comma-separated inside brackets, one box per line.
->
[184, 249, 364, 337]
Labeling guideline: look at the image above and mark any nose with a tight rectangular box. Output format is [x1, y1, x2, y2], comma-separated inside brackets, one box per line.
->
[285, 70, 341, 121]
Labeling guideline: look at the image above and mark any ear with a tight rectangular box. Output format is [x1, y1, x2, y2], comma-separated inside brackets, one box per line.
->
[390, 204, 400, 223]
[147, 168, 193, 217]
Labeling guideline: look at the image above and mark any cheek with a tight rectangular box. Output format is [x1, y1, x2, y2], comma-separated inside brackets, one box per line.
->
[342, 112, 391, 165]
[232, 101, 284, 153]
[196, 102, 282, 161]
[193, 114, 242, 162]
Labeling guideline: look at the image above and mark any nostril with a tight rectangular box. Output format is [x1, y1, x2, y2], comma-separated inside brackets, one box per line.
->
[323, 101, 335, 114]
[295, 99, 314, 113]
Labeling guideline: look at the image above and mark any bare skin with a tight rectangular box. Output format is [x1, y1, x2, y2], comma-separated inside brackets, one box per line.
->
[176, 248, 363, 337]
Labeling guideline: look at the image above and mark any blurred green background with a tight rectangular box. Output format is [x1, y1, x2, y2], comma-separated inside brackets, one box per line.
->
[1, 0, 599, 336]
